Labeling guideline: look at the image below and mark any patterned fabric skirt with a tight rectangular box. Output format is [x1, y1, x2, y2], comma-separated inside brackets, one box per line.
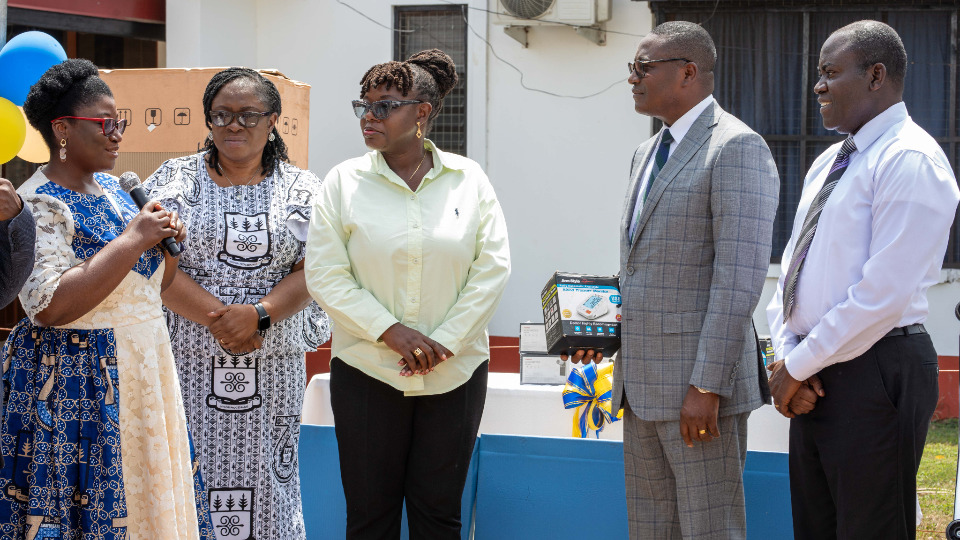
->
[170, 314, 316, 540]
[0, 319, 215, 539]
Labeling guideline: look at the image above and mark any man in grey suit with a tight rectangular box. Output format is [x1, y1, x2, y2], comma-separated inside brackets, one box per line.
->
[0, 177, 33, 309]
[569, 22, 779, 538]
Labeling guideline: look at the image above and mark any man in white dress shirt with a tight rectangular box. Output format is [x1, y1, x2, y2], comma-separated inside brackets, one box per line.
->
[767, 20, 960, 539]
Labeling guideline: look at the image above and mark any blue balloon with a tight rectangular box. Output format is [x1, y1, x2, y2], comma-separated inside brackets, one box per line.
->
[0, 31, 68, 106]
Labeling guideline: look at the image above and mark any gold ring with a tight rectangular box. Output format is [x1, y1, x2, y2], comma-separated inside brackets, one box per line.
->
[219, 338, 226, 345]
[413, 347, 423, 356]
[698, 429, 707, 435]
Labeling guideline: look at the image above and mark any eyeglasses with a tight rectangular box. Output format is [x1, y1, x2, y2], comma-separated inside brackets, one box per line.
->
[627, 58, 692, 78]
[351, 99, 424, 120]
[51, 116, 127, 136]
[209, 110, 273, 127]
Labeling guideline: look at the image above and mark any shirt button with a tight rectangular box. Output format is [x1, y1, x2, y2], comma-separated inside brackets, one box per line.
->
[626, 266, 635, 275]
[412, 258, 419, 263]
[410, 298, 417, 303]
[413, 223, 420, 229]
[410, 195, 416, 200]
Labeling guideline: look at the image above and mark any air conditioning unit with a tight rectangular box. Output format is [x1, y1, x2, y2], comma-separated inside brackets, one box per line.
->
[493, 0, 611, 27]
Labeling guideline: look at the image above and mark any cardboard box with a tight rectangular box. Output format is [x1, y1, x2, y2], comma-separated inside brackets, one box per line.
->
[98, 68, 310, 181]
[518, 323, 568, 385]
[540, 272, 621, 356]
[520, 354, 568, 385]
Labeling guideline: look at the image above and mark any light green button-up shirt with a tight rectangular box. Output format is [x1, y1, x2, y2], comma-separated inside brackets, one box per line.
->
[305, 140, 511, 396]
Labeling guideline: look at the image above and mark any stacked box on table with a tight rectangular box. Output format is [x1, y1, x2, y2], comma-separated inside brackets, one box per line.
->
[518, 323, 567, 385]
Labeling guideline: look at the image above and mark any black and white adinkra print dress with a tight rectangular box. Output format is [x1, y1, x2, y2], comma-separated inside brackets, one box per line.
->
[146, 153, 331, 540]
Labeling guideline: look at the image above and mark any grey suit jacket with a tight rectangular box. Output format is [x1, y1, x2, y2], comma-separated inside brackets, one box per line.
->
[0, 198, 32, 469]
[0, 199, 35, 309]
[613, 102, 779, 422]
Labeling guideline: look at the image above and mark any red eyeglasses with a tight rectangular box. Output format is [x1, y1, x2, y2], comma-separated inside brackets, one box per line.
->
[51, 116, 127, 136]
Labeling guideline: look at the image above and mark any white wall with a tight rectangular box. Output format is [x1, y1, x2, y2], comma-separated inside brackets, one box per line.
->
[165, 0, 258, 66]
[484, 3, 653, 336]
[485, 4, 653, 337]
[926, 277, 960, 356]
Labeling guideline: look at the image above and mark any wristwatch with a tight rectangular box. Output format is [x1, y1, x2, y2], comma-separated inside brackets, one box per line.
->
[253, 302, 271, 334]
[694, 385, 712, 394]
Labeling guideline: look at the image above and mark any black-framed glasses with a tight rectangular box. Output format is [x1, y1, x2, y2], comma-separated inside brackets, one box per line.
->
[51, 116, 127, 136]
[627, 58, 692, 78]
[351, 99, 424, 120]
[209, 110, 273, 127]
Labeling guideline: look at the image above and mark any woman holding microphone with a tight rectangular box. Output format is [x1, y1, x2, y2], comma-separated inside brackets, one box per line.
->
[0, 59, 211, 539]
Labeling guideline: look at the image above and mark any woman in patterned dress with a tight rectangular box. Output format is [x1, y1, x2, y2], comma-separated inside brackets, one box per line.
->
[146, 68, 330, 540]
[0, 59, 213, 539]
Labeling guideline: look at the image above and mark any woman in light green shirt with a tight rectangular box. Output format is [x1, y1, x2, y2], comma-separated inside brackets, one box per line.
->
[305, 49, 510, 539]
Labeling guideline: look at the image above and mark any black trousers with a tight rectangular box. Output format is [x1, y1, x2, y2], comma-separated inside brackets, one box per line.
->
[329, 358, 487, 540]
[789, 332, 939, 540]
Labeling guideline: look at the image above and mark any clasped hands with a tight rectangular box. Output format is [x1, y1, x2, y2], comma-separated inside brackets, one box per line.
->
[207, 304, 262, 354]
[767, 360, 825, 418]
[379, 323, 454, 377]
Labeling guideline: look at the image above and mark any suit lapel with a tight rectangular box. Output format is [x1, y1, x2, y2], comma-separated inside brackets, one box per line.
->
[621, 138, 659, 250]
[629, 103, 723, 249]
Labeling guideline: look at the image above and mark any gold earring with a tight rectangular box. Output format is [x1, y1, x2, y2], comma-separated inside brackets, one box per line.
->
[59, 138, 67, 162]
[416, 122, 422, 139]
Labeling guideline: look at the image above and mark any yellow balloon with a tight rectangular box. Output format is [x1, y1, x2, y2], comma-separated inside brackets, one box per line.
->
[0, 97, 25, 164]
[17, 106, 48, 163]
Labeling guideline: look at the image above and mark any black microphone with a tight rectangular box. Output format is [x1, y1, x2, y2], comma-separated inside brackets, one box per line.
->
[118, 171, 181, 257]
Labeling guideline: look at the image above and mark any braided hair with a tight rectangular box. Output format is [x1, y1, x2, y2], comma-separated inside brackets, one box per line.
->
[201, 67, 289, 175]
[23, 59, 113, 150]
[359, 49, 458, 136]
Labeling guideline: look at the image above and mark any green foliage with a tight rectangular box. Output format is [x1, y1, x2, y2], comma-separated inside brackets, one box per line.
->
[917, 419, 958, 539]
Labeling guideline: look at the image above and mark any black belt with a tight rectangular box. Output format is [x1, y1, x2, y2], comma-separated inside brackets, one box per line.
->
[798, 323, 926, 342]
[881, 323, 927, 338]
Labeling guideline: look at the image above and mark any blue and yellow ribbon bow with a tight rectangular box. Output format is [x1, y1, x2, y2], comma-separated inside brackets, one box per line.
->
[562, 362, 623, 438]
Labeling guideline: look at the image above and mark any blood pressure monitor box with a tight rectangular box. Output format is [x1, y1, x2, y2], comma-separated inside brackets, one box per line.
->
[540, 272, 622, 356]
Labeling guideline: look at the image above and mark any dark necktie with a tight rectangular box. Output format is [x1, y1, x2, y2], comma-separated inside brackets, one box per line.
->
[629, 129, 673, 242]
[645, 129, 674, 201]
[783, 137, 857, 322]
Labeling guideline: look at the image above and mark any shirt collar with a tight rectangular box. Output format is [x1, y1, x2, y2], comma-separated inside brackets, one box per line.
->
[850, 101, 908, 154]
[663, 94, 715, 146]
[365, 138, 465, 181]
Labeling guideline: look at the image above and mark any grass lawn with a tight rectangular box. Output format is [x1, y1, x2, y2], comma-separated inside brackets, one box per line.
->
[918, 419, 958, 539]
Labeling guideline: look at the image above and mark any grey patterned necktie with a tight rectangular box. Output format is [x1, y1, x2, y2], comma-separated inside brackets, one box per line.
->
[783, 137, 857, 322]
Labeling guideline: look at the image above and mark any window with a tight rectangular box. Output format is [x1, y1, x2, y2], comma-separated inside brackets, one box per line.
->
[394, 5, 468, 157]
[651, 1, 960, 265]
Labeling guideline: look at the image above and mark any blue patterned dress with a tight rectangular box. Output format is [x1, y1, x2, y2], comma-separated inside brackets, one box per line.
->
[0, 169, 214, 539]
